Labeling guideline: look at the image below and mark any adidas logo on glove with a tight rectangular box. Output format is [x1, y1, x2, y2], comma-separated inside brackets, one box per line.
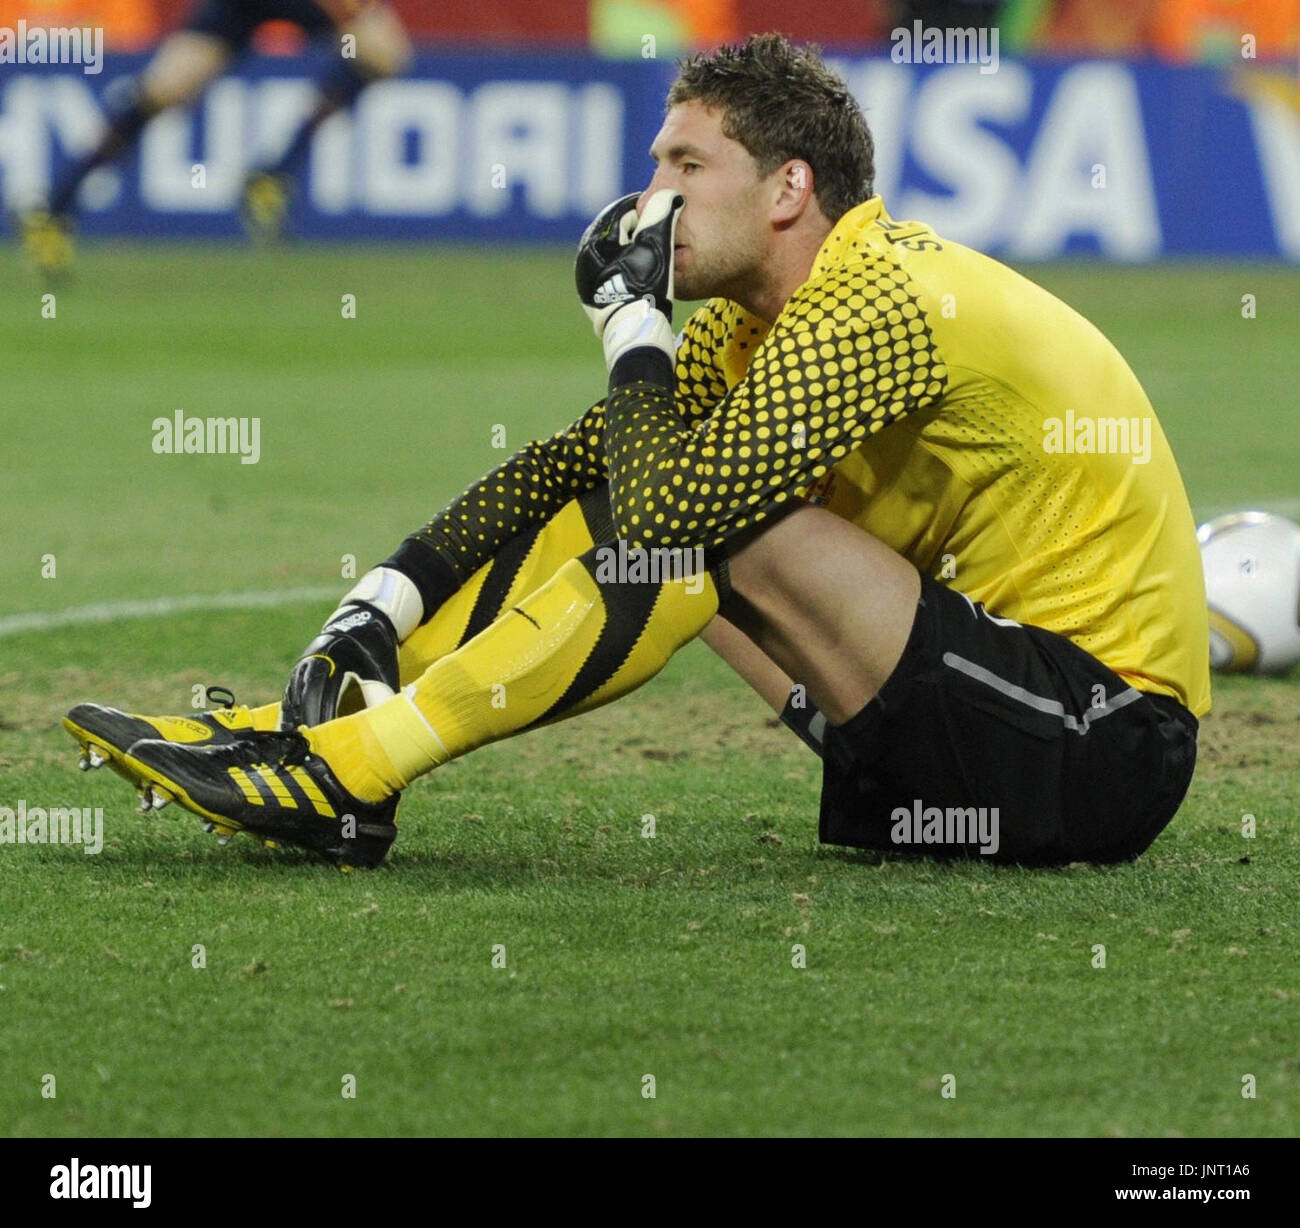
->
[592, 273, 634, 306]
[325, 609, 373, 635]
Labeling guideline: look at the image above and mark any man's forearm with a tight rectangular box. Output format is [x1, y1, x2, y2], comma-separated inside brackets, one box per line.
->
[381, 402, 608, 626]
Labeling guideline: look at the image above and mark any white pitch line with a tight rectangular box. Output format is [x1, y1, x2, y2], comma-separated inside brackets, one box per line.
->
[0, 585, 340, 639]
[3, 496, 1297, 639]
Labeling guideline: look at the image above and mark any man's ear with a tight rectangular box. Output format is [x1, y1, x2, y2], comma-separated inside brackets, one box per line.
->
[771, 159, 816, 226]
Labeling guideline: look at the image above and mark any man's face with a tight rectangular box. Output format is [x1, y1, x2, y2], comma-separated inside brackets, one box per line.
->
[640, 101, 771, 304]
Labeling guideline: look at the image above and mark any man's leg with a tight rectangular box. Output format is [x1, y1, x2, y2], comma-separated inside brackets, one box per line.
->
[236, 484, 617, 734]
[719, 504, 919, 723]
[47, 32, 235, 218]
[394, 488, 611, 681]
[120, 521, 722, 862]
[129, 497, 1193, 865]
[309, 503, 887, 804]
[697, 615, 827, 756]
[394, 500, 910, 743]
[112, 505, 881, 863]
[698, 615, 793, 714]
[309, 539, 721, 801]
[65, 483, 616, 794]
[241, 2, 413, 239]
[695, 507, 916, 758]
[703, 506, 1196, 865]
[21, 27, 234, 275]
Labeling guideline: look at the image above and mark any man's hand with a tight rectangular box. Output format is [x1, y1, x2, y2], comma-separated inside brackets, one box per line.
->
[278, 566, 424, 730]
[279, 602, 401, 730]
[575, 189, 683, 373]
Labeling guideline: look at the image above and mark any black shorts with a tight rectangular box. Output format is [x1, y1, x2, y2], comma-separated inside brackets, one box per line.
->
[186, 0, 336, 48]
[819, 573, 1199, 865]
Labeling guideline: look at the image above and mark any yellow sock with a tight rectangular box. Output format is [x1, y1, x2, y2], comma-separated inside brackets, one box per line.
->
[310, 552, 718, 801]
[406, 555, 613, 758]
[302, 492, 606, 798]
[397, 493, 599, 679]
[308, 556, 605, 798]
[308, 563, 597, 803]
[249, 701, 281, 731]
[308, 687, 448, 803]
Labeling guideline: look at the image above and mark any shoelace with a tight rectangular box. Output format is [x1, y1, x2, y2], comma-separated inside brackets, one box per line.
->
[229, 731, 310, 770]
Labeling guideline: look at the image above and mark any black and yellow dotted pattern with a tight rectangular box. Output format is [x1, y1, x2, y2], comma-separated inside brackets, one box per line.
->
[408, 246, 946, 583]
[672, 302, 737, 426]
[408, 401, 607, 584]
[605, 253, 949, 550]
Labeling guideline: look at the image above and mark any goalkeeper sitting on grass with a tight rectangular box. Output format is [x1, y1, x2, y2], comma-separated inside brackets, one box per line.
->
[64, 35, 1210, 870]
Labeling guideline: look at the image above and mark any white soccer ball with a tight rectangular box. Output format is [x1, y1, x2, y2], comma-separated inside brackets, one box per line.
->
[1198, 511, 1300, 674]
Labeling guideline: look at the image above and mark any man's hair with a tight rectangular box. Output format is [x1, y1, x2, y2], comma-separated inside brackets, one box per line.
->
[666, 33, 874, 223]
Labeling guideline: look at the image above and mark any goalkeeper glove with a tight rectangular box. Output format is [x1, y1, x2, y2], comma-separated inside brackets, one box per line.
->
[575, 188, 683, 372]
[279, 566, 422, 730]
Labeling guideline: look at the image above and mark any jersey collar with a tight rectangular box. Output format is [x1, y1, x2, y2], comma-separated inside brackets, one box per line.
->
[810, 196, 890, 279]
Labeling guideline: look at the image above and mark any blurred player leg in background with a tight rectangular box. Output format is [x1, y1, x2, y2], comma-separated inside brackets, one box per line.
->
[241, 2, 412, 242]
[20, 0, 413, 274]
[21, 26, 233, 276]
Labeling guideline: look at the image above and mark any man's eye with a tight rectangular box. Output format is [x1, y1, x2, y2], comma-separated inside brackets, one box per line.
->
[681, 163, 700, 174]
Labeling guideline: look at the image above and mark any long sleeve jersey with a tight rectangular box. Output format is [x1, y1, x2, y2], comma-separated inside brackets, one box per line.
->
[408, 197, 1210, 716]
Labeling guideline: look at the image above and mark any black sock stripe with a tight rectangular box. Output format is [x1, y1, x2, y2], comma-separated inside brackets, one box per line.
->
[383, 538, 464, 627]
[460, 522, 546, 645]
[576, 482, 616, 544]
[460, 485, 613, 647]
[528, 550, 663, 727]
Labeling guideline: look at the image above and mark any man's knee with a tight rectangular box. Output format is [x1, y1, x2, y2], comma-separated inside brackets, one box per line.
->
[140, 33, 231, 109]
[342, 4, 414, 78]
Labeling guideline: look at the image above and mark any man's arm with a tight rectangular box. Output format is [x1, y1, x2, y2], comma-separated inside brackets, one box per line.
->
[384, 400, 609, 619]
[604, 256, 949, 552]
[387, 291, 735, 620]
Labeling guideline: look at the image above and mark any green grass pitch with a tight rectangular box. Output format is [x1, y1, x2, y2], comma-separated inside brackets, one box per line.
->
[1, 245, 1297, 1137]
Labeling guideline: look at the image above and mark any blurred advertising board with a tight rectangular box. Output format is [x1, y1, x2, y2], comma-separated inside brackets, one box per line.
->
[2, 51, 1296, 257]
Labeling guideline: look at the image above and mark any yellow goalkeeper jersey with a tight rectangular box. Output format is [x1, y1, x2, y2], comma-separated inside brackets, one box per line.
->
[672, 197, 1210, 716]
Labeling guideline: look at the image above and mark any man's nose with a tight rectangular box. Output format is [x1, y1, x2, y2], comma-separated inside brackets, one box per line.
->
[636, 169, 669, 216]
